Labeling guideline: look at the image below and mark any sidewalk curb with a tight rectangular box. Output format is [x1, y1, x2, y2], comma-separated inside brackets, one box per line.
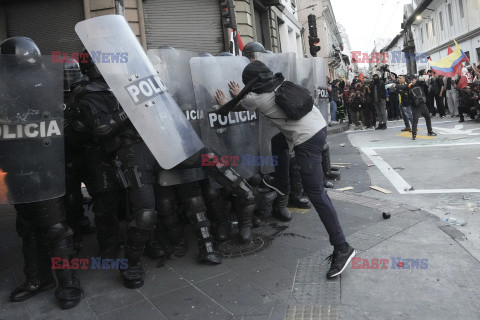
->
[283, 189, 476, 320]
[327, 123, 349, 135]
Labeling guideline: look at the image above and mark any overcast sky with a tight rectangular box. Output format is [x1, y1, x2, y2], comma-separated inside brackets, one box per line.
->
[331, 0, 412, 54]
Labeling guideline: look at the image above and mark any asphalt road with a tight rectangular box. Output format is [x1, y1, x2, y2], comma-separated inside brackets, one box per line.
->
[329, 117, 480, 262]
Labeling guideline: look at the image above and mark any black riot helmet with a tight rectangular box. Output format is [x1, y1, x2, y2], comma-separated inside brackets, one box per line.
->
[78, 48, 103, 80]
[216, 52, 234, 56]
[242, 42, 266, 61]
[198, 52, 213, 57]
[0, 36, 41, 69]
[63, 60, 83, 91]
[0, 36, 41, 56]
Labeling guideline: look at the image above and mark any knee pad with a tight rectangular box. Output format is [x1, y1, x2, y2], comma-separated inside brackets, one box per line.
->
[203, 187, 221, 203]
[43, 221, 74, 244]
[184, 196, 207, 217]
[156, 197, 178, 227]
[131, 209, 157, 230]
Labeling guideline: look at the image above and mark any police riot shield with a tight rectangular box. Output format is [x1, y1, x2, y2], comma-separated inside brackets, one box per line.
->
[0, 55, 65, 204]
[296, 58, 315, 96]
[256, 53, 297, 174]
[148, 48, 207, 185]
[148, 48, 201, 134]
[190, 55, 259, 179]
[312, 58, 329, 121]
[75, 15, 204, 169]
[297, 57, 329, 122]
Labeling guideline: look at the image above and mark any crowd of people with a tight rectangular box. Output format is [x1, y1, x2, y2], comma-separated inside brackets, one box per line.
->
[326, 63, 480, 139]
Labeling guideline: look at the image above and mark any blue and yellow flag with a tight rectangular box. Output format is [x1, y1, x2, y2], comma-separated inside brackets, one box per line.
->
[428, 40, 468, 77]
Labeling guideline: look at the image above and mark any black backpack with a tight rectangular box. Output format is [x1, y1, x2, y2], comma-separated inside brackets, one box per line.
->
[411, 86, 426, 107]
[274, 81, 313, 120]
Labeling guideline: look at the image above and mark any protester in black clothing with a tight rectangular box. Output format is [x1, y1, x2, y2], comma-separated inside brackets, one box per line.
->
[458, 86, 478, 122]
[409, 78, 437, 140]
[348, 88, 365, 129]
[362, 80, 376, 128]
[370, 74, 388, 129]
[433, 75, 446, 117]
[386, 73, 401, 120]
[426, 70, 436, 116]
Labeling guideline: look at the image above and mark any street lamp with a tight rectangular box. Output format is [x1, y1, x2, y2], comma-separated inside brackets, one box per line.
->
[293, 4, 318, 14]
[416, 15, 422, 20]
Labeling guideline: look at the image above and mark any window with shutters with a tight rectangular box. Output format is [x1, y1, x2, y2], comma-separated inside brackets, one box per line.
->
[439, 11, 443, 31]
[448, 4, 453, 25]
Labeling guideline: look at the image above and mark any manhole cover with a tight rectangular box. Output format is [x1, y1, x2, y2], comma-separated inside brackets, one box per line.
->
[218, 234, 270, 258]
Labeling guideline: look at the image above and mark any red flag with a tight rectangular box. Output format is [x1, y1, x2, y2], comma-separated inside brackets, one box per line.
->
[237, 32, 245, 52]
[358, 72, 364, 82]
[447, 45, 454, 55]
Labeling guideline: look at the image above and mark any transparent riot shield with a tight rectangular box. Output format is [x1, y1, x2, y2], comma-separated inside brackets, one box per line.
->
[148, 48, 201, 134]
[190, 55, 259, 179]
[148, 48, 207, 185]
[256, 53, 297, 174]
[312, 58, 329, 121]
[0, 55, 65, 204]
[75, 15, 203, 169]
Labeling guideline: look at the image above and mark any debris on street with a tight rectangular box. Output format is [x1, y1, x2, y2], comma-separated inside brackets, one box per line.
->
[370, 186, 392, 194]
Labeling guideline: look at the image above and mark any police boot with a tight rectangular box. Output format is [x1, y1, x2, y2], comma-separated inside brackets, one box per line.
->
[322, 144, 341, 180]
[54, 268, 83, 310]
[121, 209, 157, 289]
[157, 197, 187, 257]
[324, 178, 335, 189]
[11, 232, 55, 302]
[122, 228, 148, 289]
[233, 197, 256, 243]
[44, 222, 83, 309]
[189, 211, 222, 265]
[253, 188, 277, 227]
[203, 187, 231, 242]
[272, 194, 292, 222]
[144, 233, 167, 259]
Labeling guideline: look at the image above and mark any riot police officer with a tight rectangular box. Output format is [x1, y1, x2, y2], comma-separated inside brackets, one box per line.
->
[67, 53, 125, 259]
[1, 36, 83, 309]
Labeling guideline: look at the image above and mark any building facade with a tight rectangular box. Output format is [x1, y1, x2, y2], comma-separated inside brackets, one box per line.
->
[409, 0, 480, 71]
[234, 0, 303, 56]
[0, 0, 304, 57]
[297, 0, 347, 79]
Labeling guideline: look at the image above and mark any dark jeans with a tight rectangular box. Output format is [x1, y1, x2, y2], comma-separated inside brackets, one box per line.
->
[363, 102, 376, 127]
[412, 104, 433, 135]
[434, 95, 446, 117]
[271, 128, 346, 246]
[427, 93, 435, 115]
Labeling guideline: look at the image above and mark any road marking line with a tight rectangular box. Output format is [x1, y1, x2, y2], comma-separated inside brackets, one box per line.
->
[361, 148, 412, 194]
[371, 142, 480, 150]
[361, 147, 480, 194]
[396, 131, 435, 139]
